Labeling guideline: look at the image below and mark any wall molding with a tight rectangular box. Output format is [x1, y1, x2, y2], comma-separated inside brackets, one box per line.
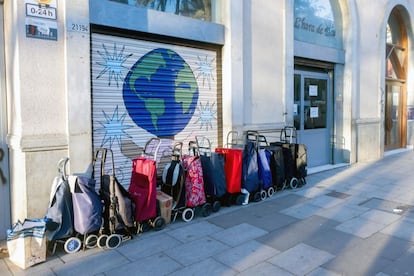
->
[7, 134, 68, 152]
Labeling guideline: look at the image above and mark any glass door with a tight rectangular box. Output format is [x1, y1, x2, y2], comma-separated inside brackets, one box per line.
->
[384, 82, 405, 150]
[294, 71, 332, 167]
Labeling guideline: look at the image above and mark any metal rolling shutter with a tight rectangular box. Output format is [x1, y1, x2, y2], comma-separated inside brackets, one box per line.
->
[91, 32, 221, 188]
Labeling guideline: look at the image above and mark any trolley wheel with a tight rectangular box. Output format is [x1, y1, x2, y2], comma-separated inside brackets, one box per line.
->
[85, 234, 98, 249]
[153, 216, 166, 231]
[97, 234, 108, 249]
[267, 187, 275, 197]
[301, 177, 307, 185]
[290, 177, 298, 189]
[253, 191, 262, 202]
[64, 237, 82, 254]
[260, 190, 267, 201]
[212, 200, 221, 212]
[201, 203, 212, 217]
[106, 234, 122, 249]
[235, 194, 245, 205]
[182, 208, 194, 222]
[140, 222, 152, 233]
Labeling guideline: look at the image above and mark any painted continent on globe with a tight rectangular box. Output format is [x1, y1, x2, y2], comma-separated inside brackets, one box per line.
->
[123, 48, 199, 137]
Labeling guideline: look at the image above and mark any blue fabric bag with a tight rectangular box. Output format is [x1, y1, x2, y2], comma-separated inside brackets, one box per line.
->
[69, 175, 102, 235]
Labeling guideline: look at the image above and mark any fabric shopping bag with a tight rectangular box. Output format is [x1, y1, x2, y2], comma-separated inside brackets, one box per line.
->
[7, 218, 48, 269]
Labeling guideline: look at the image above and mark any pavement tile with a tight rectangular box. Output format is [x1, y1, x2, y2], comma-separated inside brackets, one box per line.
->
[207, 208, 259, 229]
[247, 212, 298, 232]
[380, 219, 414, 242]
[267, 243, 334, 275]
[267, 193, 310, 210]
[257, 216, 339, 251]
[335, 216, 387, 238]
[52, 249, 130, 276]
[306, 267, 342, 276]
[104, 253, 182, 276]
[238, 262, 294, 276]
[280, 202, 322, 219]
[210, 223, 268, 247]
[322, 247, 393, 275]
[214, 240, 280, 272]
[293, 186, 327, 198]
[316, 204, 368, 222]
[167, 258, 236, 276]
[305, 228, 363, 255]
[307, 195, 345, 209]
[166, 221, 223, 243]
[0, 260, 12, 276]
[116, 234, 182, 261]
[163, 237, 229, 266]
[358, 233, 411, 261]
[360, 209, 401, 225]
[242, 199, 286, 216]
[380, 246, 414, 276]
[6, 254, 65, 276]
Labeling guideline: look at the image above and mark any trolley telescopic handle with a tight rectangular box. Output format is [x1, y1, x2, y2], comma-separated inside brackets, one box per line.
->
[195, 136, 212, 156]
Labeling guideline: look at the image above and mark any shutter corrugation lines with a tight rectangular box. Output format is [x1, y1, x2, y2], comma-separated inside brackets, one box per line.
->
[91, 33, 221, 189]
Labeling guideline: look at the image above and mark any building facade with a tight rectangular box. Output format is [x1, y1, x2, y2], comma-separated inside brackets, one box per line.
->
[0, 0, 413, 239]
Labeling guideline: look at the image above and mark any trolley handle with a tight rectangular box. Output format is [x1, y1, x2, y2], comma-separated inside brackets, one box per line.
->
[143, 137, 162, 161]
[57, 157, 70, 181]
[195, 136, 211, 156]
[93, 147, 116, 178]
[280, 126, 297, 144]
[172, 142, 183, 160]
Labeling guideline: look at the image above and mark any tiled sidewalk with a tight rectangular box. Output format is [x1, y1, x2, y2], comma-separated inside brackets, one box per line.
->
[2, 151, 414, 275]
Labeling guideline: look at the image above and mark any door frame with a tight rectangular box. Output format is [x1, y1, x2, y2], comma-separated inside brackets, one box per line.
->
[0, 3, 10, 240]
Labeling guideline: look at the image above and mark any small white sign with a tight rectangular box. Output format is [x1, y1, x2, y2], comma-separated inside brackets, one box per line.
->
[26, 3, 57, 20]
[310, 107, 319, 118]
[293, 103, 298, 116]
[309, 85, 318, 97]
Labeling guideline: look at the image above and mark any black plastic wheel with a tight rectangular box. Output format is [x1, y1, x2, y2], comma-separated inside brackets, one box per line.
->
[106, 234, 122, 249]
[85, 234, 98, 249]
[182, 208, 194, 222]
[212, 201, 221, 212]
[153, 216, 166, 231]
[267, 187, 275, 197]
[260, 190, 267, 200]
[97, 234, 108, 249]
[235, 194, 245, 205]
[290, 177, 298, 189]
[253, 191, 262, 202]
[201, 203, 212, 217]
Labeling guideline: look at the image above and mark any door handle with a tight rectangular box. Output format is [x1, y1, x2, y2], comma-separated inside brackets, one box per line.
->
[0, 148, 6, 184]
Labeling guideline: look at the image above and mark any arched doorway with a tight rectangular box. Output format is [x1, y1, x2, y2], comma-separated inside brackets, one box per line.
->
[385, 7, 408, 151]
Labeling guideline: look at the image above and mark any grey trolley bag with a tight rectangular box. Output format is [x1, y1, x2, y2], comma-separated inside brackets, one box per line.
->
[45, 158, 75, 254]
[95, 148, 136, 250]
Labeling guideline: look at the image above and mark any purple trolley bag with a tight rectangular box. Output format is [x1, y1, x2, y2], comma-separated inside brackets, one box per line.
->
[68, 175, 102, 236]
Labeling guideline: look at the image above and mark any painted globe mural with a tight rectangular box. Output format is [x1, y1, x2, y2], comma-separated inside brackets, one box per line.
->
[123, 48, 199, 137]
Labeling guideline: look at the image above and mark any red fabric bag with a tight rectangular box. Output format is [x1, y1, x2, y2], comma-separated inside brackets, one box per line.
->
[215, 148, 243, 194]
[182, 155, 206, 207]
[128, 157, 157, 222]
